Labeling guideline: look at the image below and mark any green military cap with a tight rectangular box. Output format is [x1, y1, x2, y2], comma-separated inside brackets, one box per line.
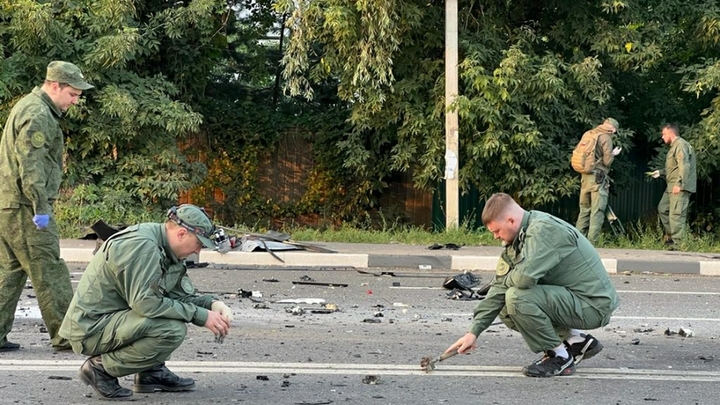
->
[603, 117, 619, 130]
[172, 204, 216, 248]
[45, 61, 94, 90]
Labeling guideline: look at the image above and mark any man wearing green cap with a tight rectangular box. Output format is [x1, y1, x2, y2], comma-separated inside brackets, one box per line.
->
[0, 61, 94, 352]
[59, 204, 234, 401]
[574, 118, 622, 244]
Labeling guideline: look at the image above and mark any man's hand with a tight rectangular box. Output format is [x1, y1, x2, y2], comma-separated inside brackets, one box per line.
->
[205, 310, 231, 337]
[672, 185, 681, 194]
[445, 332, 478, 355]
[33, 214, 49, 229]
[211, 300, 234, 322]
[612, 146, 622, 156]
[650, 170, 660, 179]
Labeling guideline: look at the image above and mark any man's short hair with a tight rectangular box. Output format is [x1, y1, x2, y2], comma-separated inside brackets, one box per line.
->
[662, 123, 679, 136]
[481, 193, 516, 225]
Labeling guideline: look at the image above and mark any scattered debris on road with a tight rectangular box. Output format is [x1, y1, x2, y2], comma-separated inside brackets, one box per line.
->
[361, 375, 380, 385]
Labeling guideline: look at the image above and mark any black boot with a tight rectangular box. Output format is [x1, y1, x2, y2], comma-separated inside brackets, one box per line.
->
[133, 363, 196, 393]
[78, 356, 134, 401]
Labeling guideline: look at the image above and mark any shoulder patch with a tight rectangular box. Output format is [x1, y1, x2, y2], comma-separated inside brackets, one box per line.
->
[31, 132, 46, 148]
[496, 259, 511, 277]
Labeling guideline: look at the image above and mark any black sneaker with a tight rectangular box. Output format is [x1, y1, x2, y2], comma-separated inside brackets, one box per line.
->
[565, 333, 603, 364]
[523, 351, 575, 377]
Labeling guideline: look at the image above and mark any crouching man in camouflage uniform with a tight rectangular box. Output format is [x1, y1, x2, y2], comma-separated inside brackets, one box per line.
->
[445, 193, 619, 377]
[59, 204, 234, 400]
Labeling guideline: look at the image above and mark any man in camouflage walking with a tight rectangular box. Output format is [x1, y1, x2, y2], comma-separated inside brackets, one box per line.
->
[650, 123, 697, 250]
[0, 61, 93, 351]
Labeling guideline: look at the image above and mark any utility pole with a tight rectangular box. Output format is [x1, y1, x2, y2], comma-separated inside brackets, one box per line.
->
[444, 0, 459, 229]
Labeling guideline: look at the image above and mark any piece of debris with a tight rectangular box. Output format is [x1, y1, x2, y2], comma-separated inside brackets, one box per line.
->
[631, 338, 640, 345]
[186, 261, 209, 269]
[443, 272, 480, 290]
[292, 281, 348, 287]
[262, 277, 279, 282]
[238, 289, 253, 298]
[363, 318, 381, 323]
[281, 380, 290, 387]
[633, 327, 654, 333]
[679, 327, 694, 337]
[299, 275, 315, 282]
[361, 375, 380, 385]
[253, 303, 270, 309]
[699, 355, 715, 362]
[293, 401, 333, 405]
[665, 327, 694, 337]
[373, 312, 384, 317]
[287, 306, 305, 315]
[48, 376, 72, 380]
[256, 375, 269, 381]
[276, 298, 326, 305]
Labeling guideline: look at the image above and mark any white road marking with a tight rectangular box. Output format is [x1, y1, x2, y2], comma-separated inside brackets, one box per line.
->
[0, 360, 717, 382]
[390, 286, 720, 295]
[440, 312, 720, 322]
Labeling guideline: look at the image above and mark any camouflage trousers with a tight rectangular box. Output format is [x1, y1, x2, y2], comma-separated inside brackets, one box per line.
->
[0, 204, 72, 348]
[576, 172, 609, 243]
[499, 285, 614, 353]
[69, 310, 186, 377]
[658, 190, 691, 245]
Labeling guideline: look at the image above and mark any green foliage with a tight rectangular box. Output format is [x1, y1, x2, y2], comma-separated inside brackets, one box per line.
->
[54, 185, 164, 238]
[270, 0, 720, 231]
[0, 0, 228, 210]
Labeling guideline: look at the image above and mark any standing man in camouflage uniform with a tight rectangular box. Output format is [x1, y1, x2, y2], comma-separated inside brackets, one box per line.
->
[445, 193, 619, 377]
[0, 61, 93, 352]
[60, 204, 234, 401]
[575, 118, 622, 244]
[650, 123, 697, 249]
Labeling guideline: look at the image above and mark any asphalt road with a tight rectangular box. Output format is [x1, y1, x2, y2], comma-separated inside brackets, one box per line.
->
[2, 263, 720, 404]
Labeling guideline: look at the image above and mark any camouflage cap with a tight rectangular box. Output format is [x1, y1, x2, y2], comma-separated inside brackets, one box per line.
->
[603, 117, 619, 130]
[172, 204, 216, 248]
[45, 61, 94, 90]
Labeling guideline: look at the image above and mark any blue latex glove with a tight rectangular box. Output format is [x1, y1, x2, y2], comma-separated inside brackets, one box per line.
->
[33, 214, 50, 229]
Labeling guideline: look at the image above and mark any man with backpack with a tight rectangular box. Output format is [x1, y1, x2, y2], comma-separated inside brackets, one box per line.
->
[572, 118, 622, 244]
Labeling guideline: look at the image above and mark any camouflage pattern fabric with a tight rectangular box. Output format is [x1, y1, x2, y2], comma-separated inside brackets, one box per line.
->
[0, 87, 72, 349]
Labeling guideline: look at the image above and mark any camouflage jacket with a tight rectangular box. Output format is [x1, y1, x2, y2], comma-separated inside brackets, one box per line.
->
[469, 210, 619, 336]
[60, 223, 216, 341]
[0, 87, 64, 214]
[662, 137, 697, 193]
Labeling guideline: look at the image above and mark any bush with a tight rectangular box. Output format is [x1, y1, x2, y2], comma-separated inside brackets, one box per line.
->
[54, 185, 164, 239]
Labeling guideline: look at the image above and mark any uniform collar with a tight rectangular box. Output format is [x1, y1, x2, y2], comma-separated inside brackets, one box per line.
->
[32, 87, 63, 118]
[160, 225, 181, 264]
[510, 210, 531, 250]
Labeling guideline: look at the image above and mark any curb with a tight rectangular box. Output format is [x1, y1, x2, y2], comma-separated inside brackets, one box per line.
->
[59, 247, 719, 275]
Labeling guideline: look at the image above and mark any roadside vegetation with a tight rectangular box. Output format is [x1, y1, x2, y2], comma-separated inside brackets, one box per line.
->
[4, 1, 720, 253]
[55, 199, 719, 253]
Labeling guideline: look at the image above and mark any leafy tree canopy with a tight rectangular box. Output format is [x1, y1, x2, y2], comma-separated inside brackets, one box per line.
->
[276, 0, 720, 209]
